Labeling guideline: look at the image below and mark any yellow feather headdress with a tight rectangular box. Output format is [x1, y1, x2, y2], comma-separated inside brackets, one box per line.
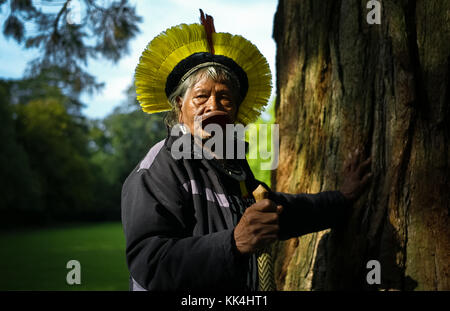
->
[134, 13, 272, 125]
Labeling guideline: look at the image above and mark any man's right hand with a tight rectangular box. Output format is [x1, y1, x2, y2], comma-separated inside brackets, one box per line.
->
[233, 199, 283, 255]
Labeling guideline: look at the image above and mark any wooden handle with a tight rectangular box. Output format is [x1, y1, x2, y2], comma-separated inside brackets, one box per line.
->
[252, 185, 276, 291]
[252, 184, 269, 202]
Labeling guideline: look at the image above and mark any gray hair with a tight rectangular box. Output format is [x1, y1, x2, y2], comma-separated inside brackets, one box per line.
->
[165, 65, 242, 127]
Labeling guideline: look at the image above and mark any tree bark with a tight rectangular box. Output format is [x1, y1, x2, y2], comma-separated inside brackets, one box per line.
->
[272, 0, 449, 290]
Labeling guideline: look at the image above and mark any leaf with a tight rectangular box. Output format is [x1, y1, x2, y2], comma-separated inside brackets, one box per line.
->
[25, 34, 47, 48]
[10, 0, 33, 12]
[3, 14, 24, 42]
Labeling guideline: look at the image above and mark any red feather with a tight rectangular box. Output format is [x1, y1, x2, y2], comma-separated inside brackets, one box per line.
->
[199, 9, 215, 55]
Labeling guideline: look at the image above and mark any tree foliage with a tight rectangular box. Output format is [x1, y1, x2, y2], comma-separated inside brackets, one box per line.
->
[88, 85, 167, 212]
[0, 78, 167, 227]
[0, 1, 166, 228]
[0, 78, 96, 226]
[1, 0, 141, 96]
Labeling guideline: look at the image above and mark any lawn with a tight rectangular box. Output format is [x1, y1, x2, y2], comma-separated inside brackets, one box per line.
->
[0, 222, 129, 291]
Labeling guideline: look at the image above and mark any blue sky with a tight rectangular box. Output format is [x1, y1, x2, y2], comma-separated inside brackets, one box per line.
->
[0, 0, 278, 119]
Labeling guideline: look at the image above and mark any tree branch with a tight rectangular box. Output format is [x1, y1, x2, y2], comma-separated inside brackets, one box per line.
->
[52, 0, 69, 37]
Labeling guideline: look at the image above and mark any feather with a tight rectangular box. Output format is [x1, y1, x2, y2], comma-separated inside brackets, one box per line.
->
[199, 9, 215, 55]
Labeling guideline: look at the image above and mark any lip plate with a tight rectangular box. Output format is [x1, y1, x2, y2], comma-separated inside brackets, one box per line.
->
[200, 111, 232, 130]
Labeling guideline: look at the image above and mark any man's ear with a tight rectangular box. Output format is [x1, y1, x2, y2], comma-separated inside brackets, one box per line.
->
[177, 96, 183, 123]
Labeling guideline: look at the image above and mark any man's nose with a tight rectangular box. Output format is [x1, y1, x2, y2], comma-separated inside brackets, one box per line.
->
[204, 96, 221, 112]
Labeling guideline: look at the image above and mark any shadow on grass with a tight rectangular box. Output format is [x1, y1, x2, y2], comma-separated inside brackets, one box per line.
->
[0, 222, 129, 291]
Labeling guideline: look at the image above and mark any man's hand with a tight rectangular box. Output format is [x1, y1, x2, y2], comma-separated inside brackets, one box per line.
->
[234, 199, 283, 255]
[340, 148, 373, 203]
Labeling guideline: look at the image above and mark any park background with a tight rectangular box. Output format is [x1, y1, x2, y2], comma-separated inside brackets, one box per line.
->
[0, 0, 277, 290]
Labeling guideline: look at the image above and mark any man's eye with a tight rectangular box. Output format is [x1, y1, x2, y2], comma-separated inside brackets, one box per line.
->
[220, 96, 232, 103]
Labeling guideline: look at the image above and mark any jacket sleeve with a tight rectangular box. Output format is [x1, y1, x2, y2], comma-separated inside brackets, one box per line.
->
[268, 190, 351, 240]
[240, 159, 351, 239]
[121, 166, 248, 291]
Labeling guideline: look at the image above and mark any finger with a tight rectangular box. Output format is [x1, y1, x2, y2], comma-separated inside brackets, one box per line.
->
[347, 152, 354, 171]
[361, 172, 373, 186]
[259, 224, 280, 237]
[357, 156, 372, 176]
[350, 150, 357, 171]
[266, 229, 280, 242]
[344, 156, 351, 172]
[360, 149, 364, 165]
[353, 148, 361, 167]
[276, 205, 283, 214]
[253, 199, 277, 212]
[361, 156, 371, 166]
[360, 156, 372, 170]
[258, 212, 279, 224]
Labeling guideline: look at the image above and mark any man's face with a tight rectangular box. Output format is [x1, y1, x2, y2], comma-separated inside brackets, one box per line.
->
[178, 76, 238, 139]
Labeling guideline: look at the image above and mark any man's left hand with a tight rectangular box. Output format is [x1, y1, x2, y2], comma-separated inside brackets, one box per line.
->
[340, 148, 373, 203]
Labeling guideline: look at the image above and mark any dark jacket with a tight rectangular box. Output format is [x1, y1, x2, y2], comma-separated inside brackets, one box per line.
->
[121, 132, 350, 291]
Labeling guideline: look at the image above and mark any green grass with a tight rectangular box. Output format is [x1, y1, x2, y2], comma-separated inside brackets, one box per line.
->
[0, 222, 129, 291]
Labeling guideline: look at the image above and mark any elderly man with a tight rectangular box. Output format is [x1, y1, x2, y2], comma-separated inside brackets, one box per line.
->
[121, 12, 372, 291]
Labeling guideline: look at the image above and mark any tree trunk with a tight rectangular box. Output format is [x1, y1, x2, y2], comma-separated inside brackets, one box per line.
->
[272, 0, 449, 290]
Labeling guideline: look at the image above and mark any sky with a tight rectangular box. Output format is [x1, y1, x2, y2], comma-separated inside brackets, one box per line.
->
[0, 0, 278, 119]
